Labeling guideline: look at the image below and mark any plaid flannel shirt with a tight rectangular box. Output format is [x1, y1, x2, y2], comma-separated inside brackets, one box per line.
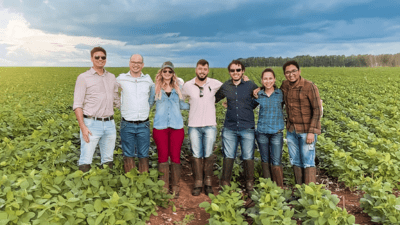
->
[280, 76, 322, 134]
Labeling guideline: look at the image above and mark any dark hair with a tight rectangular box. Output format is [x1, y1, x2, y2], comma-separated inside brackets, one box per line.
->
[196, 59, 209, 67]
[261, 68, 277, 89]
[227, 60, 245, 71]
[282, 60, 300, 73]
[91, 47, 106, 57]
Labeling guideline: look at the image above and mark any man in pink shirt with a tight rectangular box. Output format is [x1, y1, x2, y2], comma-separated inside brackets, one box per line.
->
[182, 59, 223, 196]
[73, 47, 120, 172]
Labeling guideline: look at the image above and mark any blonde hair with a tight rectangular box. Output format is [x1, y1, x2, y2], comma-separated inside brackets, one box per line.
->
[154, 69, 183, 100]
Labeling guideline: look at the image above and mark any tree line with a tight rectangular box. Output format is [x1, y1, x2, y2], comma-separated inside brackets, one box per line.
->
[238, 53, 400, 67]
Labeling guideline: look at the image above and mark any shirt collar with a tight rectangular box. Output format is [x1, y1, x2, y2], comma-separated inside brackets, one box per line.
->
[125, 72, 144, 77]
[258, 88, 279, 96]
[290, 76, 304, 88]
[90, 67, 106, 76]
[228, 79, 244, 86]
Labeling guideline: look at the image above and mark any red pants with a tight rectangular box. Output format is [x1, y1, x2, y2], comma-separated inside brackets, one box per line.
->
[153, 128, 184, 164]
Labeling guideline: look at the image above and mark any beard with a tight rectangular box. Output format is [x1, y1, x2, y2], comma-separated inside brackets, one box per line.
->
[196, 73, 207, 81]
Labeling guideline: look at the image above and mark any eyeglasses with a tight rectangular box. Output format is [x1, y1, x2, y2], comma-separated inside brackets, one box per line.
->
[229, 68, 242, 73]
[94, 56, 106, 60]
[162, 70, 174, 74]
[130, 61, 143, 65]
[285, 69, 299, 76]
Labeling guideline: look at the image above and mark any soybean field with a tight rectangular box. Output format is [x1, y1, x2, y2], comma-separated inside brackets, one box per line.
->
[0, 66, 400, 224]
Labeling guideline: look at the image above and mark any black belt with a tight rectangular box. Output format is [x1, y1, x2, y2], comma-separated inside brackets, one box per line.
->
[84, 115, 114, 121]
[122, 117, 149, 124]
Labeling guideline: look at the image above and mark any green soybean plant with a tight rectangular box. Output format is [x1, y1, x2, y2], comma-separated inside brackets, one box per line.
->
[247, 178, 296, 225]
[290, 183, 355, 225]
[199, 183, 247, 225]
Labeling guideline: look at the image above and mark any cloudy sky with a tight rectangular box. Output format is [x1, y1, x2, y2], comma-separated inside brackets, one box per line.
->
[0, 0, 399, 67]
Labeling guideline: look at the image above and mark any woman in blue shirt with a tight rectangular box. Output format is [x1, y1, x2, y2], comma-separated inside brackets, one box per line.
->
[151, 61, 189, 198]
[254, 68, 285, 187]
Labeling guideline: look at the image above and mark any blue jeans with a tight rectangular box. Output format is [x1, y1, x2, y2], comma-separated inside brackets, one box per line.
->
[120, 119, 150, 158]
[256, 131, 283, 165]
[78, 118, 116, 165]
[286, 130, 317, 168]
[221, 128, 255, 160]
[188, 126, 217, 158]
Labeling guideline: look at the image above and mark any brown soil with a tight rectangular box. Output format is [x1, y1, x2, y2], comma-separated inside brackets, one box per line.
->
[148, 164, 379, 225]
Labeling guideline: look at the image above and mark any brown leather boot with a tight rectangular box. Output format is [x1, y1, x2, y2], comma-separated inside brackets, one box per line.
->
[138, 158, 149, 173]
[243, 160, 255, 194]
[220, 158, 234, 187]
[261, 162, 272, 179]
[304, 167, 316, 184]
[204, 156, 214, 196]
[79, 164, 91, 172]
[191, 158, 203, 196]
[293, 166, 303, 185]
[271, 165, 284, 188]
[123, 157, 136, 173]
[100, 161, 113, 169]
[171, 163, 181, 198]
[158, 162, 169, 189]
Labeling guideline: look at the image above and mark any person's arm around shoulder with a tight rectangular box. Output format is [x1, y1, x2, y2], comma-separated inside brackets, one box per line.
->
[148, 84, 156, 108]
[306, 83, 322, 144]
[215, 82, 226, 103]
[73, 75, 91, 143]
[179, 85, 190, 110]
[250, 81, 260, 109]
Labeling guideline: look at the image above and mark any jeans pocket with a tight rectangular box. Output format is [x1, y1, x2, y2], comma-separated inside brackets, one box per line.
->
[144, 121, 150, 129]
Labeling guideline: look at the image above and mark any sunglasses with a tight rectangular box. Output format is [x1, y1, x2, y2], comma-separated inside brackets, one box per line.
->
[229, 68, 242, 73]
[94, 56, 106, 60]
[162, 70, 174, 74]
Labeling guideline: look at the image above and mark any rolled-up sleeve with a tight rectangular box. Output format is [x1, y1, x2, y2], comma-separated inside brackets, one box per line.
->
[73, 75, 86, 111]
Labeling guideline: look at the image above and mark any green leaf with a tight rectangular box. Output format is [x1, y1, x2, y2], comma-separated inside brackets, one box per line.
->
[199, 202, 210, 208]
[307, 210, 319, 218]
[94, 199, 103, 212]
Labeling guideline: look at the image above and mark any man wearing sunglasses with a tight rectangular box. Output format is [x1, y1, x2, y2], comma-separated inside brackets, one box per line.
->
[215, 60, 259, 195]
[182, 59, 223, 196]
[73, 47, 120, 172]
[116, 54, 154, 174]
[280, 60, 322, 185]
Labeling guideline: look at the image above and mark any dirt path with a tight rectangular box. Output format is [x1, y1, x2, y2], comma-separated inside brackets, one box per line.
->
[148, 163, 378, 225]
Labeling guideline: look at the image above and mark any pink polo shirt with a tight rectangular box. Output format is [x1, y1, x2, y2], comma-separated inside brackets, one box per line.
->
[182, 77, 223, 127]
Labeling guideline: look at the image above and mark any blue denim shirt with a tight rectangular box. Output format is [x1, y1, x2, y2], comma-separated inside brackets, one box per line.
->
[215, 79, 259, 131]
[255, 88, 285, 134]
[150, 86, 190, 129]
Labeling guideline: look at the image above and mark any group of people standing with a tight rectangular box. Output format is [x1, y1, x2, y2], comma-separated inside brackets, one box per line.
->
[73, 47, 322, 199]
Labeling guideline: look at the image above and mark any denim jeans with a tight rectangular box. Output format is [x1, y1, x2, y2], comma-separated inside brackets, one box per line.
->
[120, 119, 150, 158]
[78, 118, 116, 165]
[188, 126, 217, 158]
[221, 127, 255, 160]
[286, 130, 317, 168]
[255, 131, 283, 165]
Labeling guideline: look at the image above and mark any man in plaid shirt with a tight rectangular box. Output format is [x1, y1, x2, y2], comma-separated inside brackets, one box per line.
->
[280, 60, 322, 184]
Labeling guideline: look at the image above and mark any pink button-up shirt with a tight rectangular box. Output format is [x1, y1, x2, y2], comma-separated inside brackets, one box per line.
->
[182, 77, 223, 127]
[73, 68, 120, 118]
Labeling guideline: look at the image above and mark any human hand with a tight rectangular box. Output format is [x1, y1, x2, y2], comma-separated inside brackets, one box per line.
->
[306, 133, 315, 144]
[81, 125, 92, 143]
[253, 87, 261, 99]
[243, 75, 249, 82]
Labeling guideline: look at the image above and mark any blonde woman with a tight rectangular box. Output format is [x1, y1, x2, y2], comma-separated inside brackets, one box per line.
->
[150, 61, 189, 198]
